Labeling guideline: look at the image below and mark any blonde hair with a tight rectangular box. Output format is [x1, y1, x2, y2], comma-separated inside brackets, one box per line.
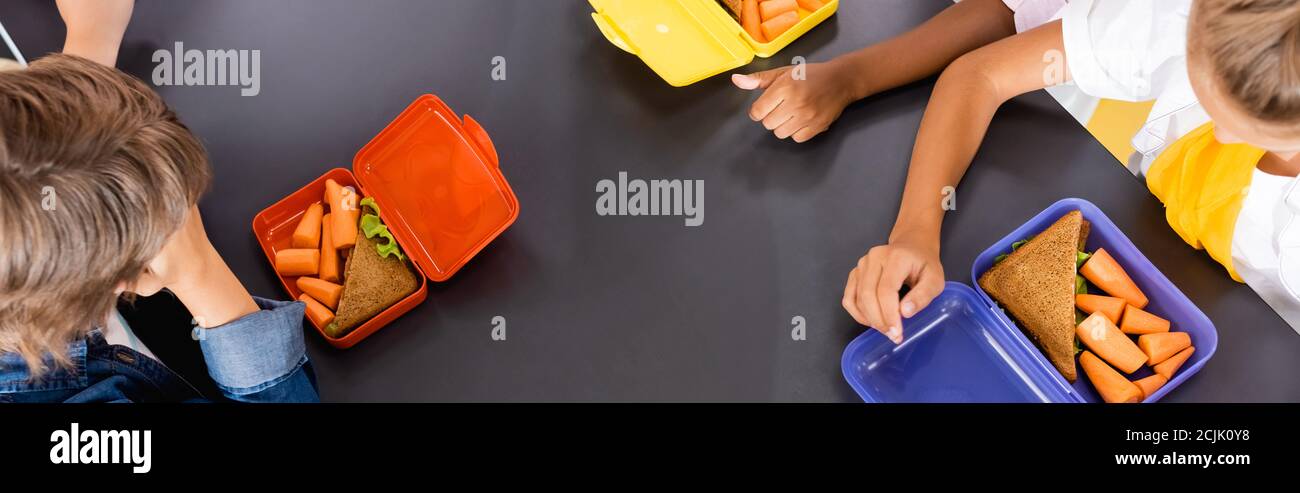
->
[1191, 0, 1300, 124]
[0, 54, 211, 375]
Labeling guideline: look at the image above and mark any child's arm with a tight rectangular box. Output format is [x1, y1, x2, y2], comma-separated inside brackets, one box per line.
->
[843, 21, 1069, 343]
[145, 208, 260, 329]
[57, 0, 134, 66]
[733, 0, 1016, 142]
[149, 207, 319, 402]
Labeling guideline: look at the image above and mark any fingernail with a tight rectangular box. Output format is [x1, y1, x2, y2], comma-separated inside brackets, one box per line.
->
[732, 74, 757, 89]
[901, 301, 915, 317]
[888, 326, 901, 340]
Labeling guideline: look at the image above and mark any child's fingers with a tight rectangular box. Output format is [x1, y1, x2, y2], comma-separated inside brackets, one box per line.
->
[900, 263, 945, 319]
[875, 259, 911, 342]
[732, 67, 788, 91]
[749, 97, 784, 122]
[761, 108, 795, 131]
[842, 268, 869, 326]
[732, 74, 762, 90]
[749, 89, 787, 122]
[791, 126, 825, 143]
[854, 252, 891, 340]
[773, 119, 806, 140]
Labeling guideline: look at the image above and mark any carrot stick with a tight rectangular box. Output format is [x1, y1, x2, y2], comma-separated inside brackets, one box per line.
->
[1152, 346, 1194, 380]
[325, 178, 343, 207]
[318, 213, 340, 283]
[741, 0, 765, 43]
[325, 179, 358, 250]
[1138, 332, 1191, 366]
[291, 202, 324, 249]
[1076, 312, 1148, 374]
[796, 0, 825, 11]
[1080, 351, 1143, 403]
[1120, 305, 1170, 335]
[299, 293, 335, 329]
[760, 0, 797, 20]
[1080, 248, 1148, 308]
[1076, 294, 1126, 325]
[1132, 374, 1167, 400]
[335, 210, 358, 251]
[274, 248, 320, 277]
[761, 11, 799, 40]
[297, 276, 343, 311]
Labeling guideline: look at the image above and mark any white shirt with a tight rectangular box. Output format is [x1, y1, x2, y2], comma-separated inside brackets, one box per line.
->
[1014, 0, 1300, 334]
[1000, 0, 1068, 33]
[103, 308, 159, 361]
[1059, 0, 1210, 174]
[1234, 171, 1300, 334]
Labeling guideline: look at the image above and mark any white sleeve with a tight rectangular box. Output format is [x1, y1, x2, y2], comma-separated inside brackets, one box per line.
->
[1062, 0, 1192, 102]
[951, 1, 1068, 33]
[1002, 0, 1069, 33]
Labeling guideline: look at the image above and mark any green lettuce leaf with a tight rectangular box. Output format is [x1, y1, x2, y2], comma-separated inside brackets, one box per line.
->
[359, 197, 405, 261]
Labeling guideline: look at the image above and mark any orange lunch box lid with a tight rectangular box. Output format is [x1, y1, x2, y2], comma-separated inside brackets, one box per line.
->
[352, 94, 519, 282]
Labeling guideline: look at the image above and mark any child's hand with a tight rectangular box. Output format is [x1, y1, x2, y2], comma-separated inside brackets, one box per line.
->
[130, 206, 259, 328]
[130, 207, 219, 295]
[842, 237, 945, 344]
[732, 60, 859, 143]
[127, 207, 215, 297]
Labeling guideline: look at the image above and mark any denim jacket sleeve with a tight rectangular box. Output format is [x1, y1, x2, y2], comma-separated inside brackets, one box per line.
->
[195, 297, 319, 403]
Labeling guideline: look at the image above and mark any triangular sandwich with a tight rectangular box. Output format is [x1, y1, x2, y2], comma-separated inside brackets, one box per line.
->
[978, 210, 1084, 382]
[325, 230, 419, 338]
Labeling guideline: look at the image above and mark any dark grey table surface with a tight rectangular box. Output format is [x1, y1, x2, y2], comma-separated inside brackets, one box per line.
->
[5, 0, 1297, 402]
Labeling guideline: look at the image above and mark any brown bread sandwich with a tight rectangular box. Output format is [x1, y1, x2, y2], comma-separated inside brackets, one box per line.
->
[324, 198, 419, 338]
[978, 210, 1089, 382]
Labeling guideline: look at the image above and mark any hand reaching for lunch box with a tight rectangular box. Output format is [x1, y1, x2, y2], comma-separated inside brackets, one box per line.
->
[126, 206, 259, 328]
[732, 60, 860, 143]
[843, 236, 946, 345]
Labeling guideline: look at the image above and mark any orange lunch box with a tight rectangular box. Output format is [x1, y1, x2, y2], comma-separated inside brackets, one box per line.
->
[252, 94, 520, 348]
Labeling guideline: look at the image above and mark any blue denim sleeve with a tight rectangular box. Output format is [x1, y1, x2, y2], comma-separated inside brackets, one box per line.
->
[195, 297, 320, 403]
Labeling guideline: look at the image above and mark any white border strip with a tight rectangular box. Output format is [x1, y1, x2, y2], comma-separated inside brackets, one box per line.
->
[0, 20, 28, 67]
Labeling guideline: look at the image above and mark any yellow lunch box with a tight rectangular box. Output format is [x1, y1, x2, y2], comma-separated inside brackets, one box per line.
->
[590, 0, 840, 87]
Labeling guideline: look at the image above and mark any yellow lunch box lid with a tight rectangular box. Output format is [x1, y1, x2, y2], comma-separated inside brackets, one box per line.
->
[590, 0, 839, 87]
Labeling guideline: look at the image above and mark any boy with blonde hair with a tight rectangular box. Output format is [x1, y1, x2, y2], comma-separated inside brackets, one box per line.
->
[0, 55, 317, 402]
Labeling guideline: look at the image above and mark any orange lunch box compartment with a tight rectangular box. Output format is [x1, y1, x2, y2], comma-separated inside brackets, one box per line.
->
[252, 94, 520, 348]
[253, 169, 429, 348]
